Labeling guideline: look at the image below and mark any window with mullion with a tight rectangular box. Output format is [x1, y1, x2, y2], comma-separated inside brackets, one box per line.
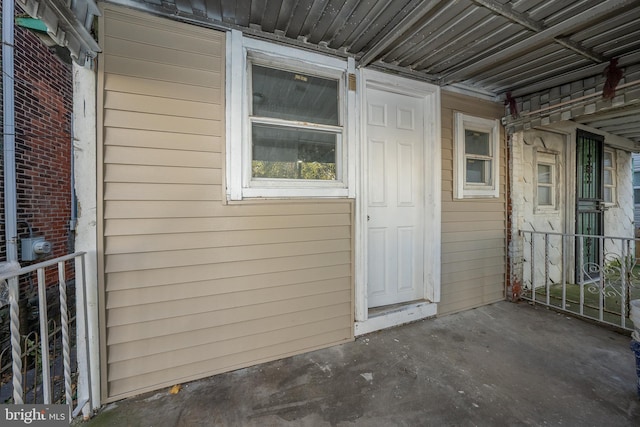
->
[464, 129, 492, 186]
[453, 112, 500, 199]
[249, 63, 342, 181]
[537, 163, 554, 206]
[535, 150, 558, 211]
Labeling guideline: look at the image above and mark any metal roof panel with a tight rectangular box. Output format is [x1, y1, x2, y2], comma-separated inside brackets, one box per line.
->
[25, 0, 639, 143]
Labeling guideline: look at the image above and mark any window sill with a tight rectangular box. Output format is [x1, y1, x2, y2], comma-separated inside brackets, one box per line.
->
[454, 191, 499, 199]
[535, 207, 559, 214]
[233, 187, 350, 200]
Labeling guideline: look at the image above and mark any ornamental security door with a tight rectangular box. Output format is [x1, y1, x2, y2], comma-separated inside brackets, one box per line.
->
[575, 129, 605, 283]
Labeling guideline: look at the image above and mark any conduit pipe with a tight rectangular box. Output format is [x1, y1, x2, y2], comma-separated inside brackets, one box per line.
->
[70, 116, 77, 233]
[2, 0, 23, 404]
[3, 0, 17, 262]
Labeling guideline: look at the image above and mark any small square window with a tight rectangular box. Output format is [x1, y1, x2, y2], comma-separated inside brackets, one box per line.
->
[454, 113, 500, 199]
[465, 130, 490, 156]
[466, 158, 491, 184]
[538, 186, 552, 205]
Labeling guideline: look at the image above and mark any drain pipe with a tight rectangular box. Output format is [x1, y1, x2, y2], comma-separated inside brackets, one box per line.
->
[3, 0, 17, 262]
[2, 0, 23, 405]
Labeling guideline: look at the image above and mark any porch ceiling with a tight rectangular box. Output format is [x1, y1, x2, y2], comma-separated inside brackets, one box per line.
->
[14, 0, 633, 144]
[104, 0, 640, 146]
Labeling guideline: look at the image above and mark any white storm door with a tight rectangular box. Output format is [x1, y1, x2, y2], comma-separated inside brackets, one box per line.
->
[367, 87, 425, 308]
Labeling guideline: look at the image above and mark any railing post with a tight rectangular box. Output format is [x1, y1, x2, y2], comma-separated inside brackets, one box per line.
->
[578, 236, 584, 316]
[37, 267, 52, 403]
[561, 234, 567, 310]
[9, 275, 23, 404]
[621, 240, 628, 329]
[58, 261, 73, 405]
[530, 233, 536, 302]
[545, 233, 550, 305]
[73, 253, 92, 419]
[598, 237, 604, 322]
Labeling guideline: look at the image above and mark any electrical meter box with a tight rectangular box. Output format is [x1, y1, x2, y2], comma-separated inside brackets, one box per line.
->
[21, 236, 52, 261]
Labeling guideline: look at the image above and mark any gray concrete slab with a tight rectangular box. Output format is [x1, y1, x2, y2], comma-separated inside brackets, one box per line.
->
[80, 302, 640, 426]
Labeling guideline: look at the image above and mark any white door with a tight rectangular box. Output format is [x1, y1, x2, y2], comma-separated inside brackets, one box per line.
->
[367, 87, 425, 308]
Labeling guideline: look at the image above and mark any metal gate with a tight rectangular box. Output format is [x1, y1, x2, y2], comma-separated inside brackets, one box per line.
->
[576, 129, 604, 283]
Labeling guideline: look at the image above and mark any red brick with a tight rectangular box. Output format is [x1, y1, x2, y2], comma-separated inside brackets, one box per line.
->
[0, 4, 74, 286]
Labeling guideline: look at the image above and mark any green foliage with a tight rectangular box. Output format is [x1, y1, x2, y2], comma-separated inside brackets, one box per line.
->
[300, 161, 336, 180]
[605, 255, 634, 270]
[603, 255, 639, 282]
[24, 335, 42, 369]
[252, 160, 336, 180]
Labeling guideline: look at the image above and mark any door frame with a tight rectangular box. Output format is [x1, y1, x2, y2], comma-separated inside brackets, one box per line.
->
[354, 69, 441, 334]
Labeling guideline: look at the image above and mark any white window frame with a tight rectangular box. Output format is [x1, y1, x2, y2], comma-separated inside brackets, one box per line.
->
[603, 148, 616, 206]
[535, 151, 558, 211]
[226, 30, 355, 200]
[453, 112, 500, 199]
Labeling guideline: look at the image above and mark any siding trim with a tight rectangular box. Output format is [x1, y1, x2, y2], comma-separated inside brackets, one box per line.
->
[97, 4, 108, 403]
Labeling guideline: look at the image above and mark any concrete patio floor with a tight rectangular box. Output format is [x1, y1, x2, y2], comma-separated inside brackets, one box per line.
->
[81, 302, 640, 426]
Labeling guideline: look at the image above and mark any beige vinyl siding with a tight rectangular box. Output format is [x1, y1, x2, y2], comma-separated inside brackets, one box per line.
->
[439, 92, 507, 315]
[98, 5, 354, 401]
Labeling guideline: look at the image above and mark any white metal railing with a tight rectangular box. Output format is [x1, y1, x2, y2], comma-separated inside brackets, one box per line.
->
[0, 252, 92, 417]
[518, 230, 639, 331]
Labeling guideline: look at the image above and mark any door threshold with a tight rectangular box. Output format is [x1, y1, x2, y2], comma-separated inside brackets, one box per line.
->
[354, 300, 437, 336]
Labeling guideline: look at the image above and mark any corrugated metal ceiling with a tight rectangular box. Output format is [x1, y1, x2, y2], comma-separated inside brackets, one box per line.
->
[108, 0, 640, 144]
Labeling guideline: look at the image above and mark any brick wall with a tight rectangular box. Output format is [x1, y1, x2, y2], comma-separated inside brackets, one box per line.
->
[0, 4, 74, 282]
[1, 6, 75, 369]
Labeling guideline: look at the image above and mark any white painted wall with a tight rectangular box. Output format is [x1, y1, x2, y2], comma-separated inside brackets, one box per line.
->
[603, 149, 635, 264]
[605, 149, 634, 238]
[511, 129, 567, 288]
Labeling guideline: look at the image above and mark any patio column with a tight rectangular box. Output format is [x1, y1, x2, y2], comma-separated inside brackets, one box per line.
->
[72, 60, 100, 411]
